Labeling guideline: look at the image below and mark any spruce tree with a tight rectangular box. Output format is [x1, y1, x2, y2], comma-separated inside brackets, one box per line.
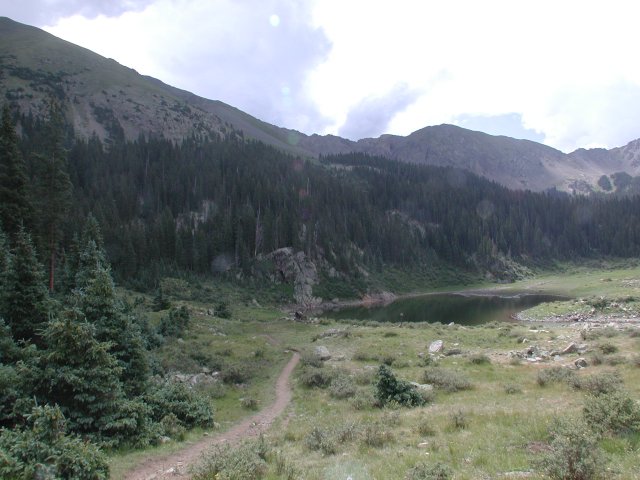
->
[0, 105, 32, 235]
[33, 100, 72, 292]
[74, 239, 149, 395]
[3, 227, 49, 345]
[39, 307, 126, 441]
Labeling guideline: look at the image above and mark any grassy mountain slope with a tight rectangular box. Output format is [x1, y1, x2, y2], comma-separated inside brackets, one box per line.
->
[3, 16, 640, 192]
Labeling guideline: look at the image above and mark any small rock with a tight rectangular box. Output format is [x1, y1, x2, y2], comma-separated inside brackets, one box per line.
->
[428, 340, 444, 354]
[561, 342, 578, 354]
[575, 358, 588, 369]
[553, 355, 562, 362]
[314, 345, 331, 360]
[159, 436, 171, 444]
[417, 352, 425, 358]
[418, 442, 429, 448]
[410, 382, 434, 392]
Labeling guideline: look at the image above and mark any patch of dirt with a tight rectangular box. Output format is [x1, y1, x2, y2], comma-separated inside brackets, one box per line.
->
[121, 352, 300, 480]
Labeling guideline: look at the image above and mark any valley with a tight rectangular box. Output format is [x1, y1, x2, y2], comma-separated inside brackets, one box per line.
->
[1, 13, 640, 480]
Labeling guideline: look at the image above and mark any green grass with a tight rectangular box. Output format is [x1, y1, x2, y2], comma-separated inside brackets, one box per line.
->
[109, 263, 640, 479]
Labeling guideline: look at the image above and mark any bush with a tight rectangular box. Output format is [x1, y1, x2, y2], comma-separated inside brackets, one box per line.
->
[354, 368, 376, 385]
[536, 367, 576, 387]
[362, 422, 394, 447]
[220, 363, 251, 385]
[300, 367, 333, 388]
[240, 397, 258, 410]
[350, 390, 376, 410]
[329, 374, 357, 399]
[305, 426, 337, 455]
[0, 405, 109, 480]
[415, 418, 437, 437]
[450, 410, 469, 430]
[406, 461, 453, 480]
[537, 417, 604, 480]
[575, 371, 624, 395]
[158, 306, 190, 337]
[503, 383, 522, 395]
[583, 390, 640, 436]
[192, 440, 267, 480]
[468, 353, 491, 365]
[145, 381, 214, 429]
[159, 413, 186, 441]
[598, 343, 618, 355]
[376, 365, 426, 407]
[300, 350, 323, 368]
[423, 367, 472, 392]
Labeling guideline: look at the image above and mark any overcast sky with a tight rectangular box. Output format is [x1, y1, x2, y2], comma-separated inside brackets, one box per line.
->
[6, 0, 640, 152]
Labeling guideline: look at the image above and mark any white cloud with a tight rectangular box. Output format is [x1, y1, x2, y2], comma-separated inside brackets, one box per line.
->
[35, 0, 640, 151]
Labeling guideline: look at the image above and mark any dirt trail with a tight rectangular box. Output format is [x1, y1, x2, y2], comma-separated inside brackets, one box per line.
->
[122, 352, 300, 480]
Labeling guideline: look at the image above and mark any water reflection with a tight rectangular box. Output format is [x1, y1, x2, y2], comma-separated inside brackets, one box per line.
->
[322, 292, 565, 325]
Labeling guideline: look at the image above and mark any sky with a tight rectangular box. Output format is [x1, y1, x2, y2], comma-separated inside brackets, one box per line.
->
[5, 0, 640, 152]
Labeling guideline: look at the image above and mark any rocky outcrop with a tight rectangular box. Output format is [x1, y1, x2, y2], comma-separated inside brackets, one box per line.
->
[265, 247, 321, 306]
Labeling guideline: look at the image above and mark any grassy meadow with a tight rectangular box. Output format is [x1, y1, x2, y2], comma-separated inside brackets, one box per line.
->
[112, 263, 640, 479]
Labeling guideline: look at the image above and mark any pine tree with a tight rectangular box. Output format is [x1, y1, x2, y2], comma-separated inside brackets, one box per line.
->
[33, 100, 72, 292]
[38, 308, 126, 442]
[74, 239, 149, 395]
[0, 105, 32, 235]
[3, 227, 49, 345]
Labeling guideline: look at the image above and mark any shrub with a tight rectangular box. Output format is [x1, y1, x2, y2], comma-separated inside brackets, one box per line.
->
[158, 306, 190, 337]
[221, 363, 250, 384]
[300, 367, 333, 388]
[272, 450, 299, 480]
[468, 353, 491, 365]
[350, 390, 376, 410]
[450, 410, 469, 430]
[406, 461, 453, 480]
[305, 426, 337, 455]
[159, 413, 186, 441]
[415, 418, 437, 437]
[423, 367, 472, 392]
[598, 343, 618, 355]
[300, 350, 323, 368]
[583, 390, 640, 436]
[354, 368, 376, 385]
[362, 422, 394, 447]
[0, 405, 109, 480]
[240, 397, 258, 410]
[575, 371, 624, 395]
[537, 417, 604, 480]
[503, 383, 522, 394]
[334, 421, 360, 443]
[605, 355, 626, 366]
[590, 352, 604, 366]
[145, 381, 214, 429]
[376, 365, 426, 407]
[329, 374, 357, 399]
[192, 440, 267, 480]
[536, 367, 575, 387]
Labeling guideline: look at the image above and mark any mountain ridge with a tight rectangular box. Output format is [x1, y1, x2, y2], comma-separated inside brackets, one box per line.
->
[2, 16, 640, 192]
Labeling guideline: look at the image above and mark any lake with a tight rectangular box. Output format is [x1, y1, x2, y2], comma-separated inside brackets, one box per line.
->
[322, 292, 564, 325]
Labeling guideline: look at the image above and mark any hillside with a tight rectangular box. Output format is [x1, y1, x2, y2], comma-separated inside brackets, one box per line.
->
[2, 16, 640, 191]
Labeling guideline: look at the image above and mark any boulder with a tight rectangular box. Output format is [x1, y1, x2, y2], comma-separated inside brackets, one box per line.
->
[561, 342, 578, 354]
[315, 345, 331, 361]
[410, 382, 434, 392]
[428, 340, 444, 354]
[575, 358, 588, 369]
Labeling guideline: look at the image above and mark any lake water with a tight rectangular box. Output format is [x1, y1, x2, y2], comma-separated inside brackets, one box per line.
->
[322, 292, 564, 325]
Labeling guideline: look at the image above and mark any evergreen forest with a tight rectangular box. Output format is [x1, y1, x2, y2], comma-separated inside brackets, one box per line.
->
[2, 101, 640, 476]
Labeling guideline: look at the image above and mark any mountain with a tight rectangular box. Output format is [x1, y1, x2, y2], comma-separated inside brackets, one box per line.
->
[2, 16, 640, 192]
